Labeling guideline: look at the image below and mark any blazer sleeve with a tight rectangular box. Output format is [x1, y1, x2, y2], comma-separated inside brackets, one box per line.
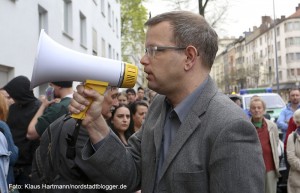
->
[80, 128, 142, 192]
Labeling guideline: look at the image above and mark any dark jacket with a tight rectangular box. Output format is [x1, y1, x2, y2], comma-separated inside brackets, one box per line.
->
[4, 76, 41, 166]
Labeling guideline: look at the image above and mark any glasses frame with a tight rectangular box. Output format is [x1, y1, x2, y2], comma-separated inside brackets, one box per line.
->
[145, 46, 186, 58]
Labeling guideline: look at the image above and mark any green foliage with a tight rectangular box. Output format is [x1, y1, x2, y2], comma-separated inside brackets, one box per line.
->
[121, 0, 148, 62]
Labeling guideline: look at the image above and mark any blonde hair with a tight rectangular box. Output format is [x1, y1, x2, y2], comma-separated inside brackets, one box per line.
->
[0, 93, 8, 121]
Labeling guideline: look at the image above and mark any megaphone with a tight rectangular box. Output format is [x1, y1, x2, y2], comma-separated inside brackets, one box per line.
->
[31, 29, 138, 119]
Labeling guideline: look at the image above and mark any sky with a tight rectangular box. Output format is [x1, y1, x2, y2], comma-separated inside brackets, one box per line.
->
[143, 0, 300, 38]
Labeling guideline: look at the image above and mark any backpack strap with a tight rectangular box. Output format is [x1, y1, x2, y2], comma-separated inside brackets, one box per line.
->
[50, 114, 72, 180]
[66, 119, 82, 160]
[34, 114, 71, 185]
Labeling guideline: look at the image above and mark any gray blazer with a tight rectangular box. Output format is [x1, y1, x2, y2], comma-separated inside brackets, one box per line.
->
[81, 76, 265, 193]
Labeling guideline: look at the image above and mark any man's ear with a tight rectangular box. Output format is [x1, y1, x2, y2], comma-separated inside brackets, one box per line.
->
[184, 46, 198, 71]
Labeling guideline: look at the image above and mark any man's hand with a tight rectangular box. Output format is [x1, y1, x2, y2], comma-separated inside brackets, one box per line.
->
[69, 84, 110, 144]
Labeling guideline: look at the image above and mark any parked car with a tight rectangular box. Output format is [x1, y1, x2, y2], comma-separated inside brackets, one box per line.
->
[239, 88, 286, 122]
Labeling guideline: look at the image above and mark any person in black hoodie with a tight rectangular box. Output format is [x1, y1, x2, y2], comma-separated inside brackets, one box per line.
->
[2, 75, 41, 192]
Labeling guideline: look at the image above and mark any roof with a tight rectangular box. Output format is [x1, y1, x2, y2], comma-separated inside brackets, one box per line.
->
[288, 4, 300, 18]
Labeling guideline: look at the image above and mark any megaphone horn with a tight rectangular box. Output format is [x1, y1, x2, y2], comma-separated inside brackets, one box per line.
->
[30, 29, 138, 90]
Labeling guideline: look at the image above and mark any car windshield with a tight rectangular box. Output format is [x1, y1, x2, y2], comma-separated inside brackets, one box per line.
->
[245, 95, 286, 110]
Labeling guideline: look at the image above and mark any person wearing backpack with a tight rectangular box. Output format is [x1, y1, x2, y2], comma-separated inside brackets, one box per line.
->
[27, 81, 73, 140]
[31, 86, 119, 192]
[286, 109, 300, 193]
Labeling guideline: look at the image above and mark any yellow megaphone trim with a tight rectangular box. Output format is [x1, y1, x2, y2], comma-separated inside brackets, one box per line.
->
[71, 80, 109, 120]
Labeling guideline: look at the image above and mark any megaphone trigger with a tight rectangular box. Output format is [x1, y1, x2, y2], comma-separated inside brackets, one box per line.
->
[71, 80, 109, 120]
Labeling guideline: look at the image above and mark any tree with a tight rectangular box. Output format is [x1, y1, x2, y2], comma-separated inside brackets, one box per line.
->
[121, 0, 148, 62]
[162, 0, 229, 28]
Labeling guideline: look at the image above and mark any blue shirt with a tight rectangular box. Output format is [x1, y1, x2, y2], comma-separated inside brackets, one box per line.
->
[155, 78, 208, 186]
[276, 103, 300, 132]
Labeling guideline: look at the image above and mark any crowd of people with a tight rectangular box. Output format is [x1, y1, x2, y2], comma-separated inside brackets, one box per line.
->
[229, 87, 300, 193]
[0, 75, 153, 193]
[0, 10, 299, 193]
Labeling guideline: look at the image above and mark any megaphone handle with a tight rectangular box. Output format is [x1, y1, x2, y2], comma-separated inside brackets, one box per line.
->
[71, 80, 109, 120]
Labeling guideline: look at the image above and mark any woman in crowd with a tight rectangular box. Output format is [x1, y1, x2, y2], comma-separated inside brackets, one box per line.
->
[0, 92, 18, 186]
[108, 104, 134, 146]
[249, 96, 280, 193]
[286, 109, 300, 193]
[117, 92, 129, 105]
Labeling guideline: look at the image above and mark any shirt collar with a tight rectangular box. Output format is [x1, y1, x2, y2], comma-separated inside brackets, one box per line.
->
[165, 78, 208, 123]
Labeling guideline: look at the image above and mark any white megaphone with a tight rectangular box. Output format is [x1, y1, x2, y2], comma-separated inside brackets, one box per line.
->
[31, 29, 138, 119]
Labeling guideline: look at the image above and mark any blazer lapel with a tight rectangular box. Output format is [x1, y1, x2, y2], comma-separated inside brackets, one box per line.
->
[153, 98, 167, 159]
[158, 76, 218, 180]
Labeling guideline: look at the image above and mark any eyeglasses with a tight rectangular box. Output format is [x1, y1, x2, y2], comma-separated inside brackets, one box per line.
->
[145, 46, 186, 58]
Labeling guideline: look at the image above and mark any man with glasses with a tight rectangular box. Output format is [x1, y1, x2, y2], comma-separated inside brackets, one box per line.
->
[69, 11, 264, 193]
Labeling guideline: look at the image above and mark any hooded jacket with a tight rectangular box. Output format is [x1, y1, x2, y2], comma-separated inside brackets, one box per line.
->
[3, 76, 41, 166]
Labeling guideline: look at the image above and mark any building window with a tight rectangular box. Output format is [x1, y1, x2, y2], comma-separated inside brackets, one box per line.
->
[295, 21, 300, 30]
[284, 21, 300, 32]
[112, 11, 115, 31]
[291, 69, 295, 76]
[101, 0, 105, 16]
[286, 53, 294, 63]
[260, 50, 263, 58]
[108, 44, 112, 59]
[285, 22, 292, 32]
[276, 26, 280, 36]
[277, 42, 280, 51]
[297, 68, 300, 76]
[279, 71, 282, 80]
[38, 5, 48, 33]
[265, 34, 267, 43]
[80, 12, 87, 47]
[116, 18, 119, 38]
[63, 0, 73, 36]
[278, 56, 281, 66]
[101, 38, 106, 57]
[259, 37, 262, 45]
[286, 53, 300, 63]
[285, 37, 300, 47]
[296, 37, 300, 45]
[108, 3, 111, 26]
[92, 28, 97, 56]
[297, 53, 300, 60]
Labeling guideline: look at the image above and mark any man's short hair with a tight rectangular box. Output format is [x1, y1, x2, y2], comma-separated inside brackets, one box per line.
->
[126, 88, 136, 95]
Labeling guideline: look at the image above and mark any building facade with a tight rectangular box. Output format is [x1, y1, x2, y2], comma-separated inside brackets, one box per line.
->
[0, 0, 121, 95]
[211, 4, 300, 101]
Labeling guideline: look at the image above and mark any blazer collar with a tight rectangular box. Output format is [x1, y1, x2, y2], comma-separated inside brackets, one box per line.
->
[158, 76, 218, 181]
